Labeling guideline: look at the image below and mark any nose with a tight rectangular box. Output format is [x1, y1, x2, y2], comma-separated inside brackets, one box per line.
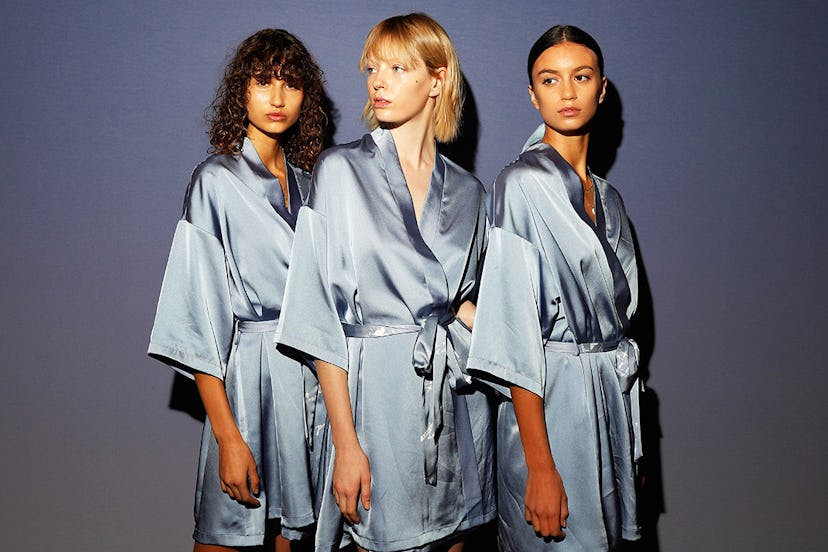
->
[371, 69, 385, 90]
[270, 83, 285, 106]
[561, 79, 576, 100]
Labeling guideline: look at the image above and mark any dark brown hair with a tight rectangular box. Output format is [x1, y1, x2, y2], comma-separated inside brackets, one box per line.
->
[208, 29, 327, 171]
[527, 25, 604, 83]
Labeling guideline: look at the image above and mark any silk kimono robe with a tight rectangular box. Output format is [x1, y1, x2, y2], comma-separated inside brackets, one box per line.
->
[148, 138, 323, 547]
[275, 128, 496, 551]
[467, 129, 641, 551]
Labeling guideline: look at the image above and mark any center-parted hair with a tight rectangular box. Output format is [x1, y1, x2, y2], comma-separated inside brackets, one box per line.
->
[208, 29, 327, 171]
[359, 13, 464, 143]
[527, 25, 605, 84]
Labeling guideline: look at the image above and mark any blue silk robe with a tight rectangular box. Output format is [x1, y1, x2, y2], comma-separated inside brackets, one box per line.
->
[468, 129, 641, 551]
[148, 138, 324, 546]
[275, 128, 496, 551]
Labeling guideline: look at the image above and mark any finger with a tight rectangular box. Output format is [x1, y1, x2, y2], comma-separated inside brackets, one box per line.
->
[361, 472, 371, 510]
[561, 497, 569, 527]
[249, 465, 261, 497]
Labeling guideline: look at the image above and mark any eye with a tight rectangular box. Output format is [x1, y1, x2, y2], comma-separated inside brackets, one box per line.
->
[392, 65, 405, 72]
[542, 77, 558, 86]
[364, 66, 377, 75]
[575, 74, 591, 82]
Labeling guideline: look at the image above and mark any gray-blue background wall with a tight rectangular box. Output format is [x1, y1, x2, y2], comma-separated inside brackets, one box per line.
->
[2, 1, 825, 550]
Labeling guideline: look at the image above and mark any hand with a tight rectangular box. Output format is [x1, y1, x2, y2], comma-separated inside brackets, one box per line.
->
[332, 443, 371, 524]
[455, 300, 476, 330]
[524, 464, 568, 540]
[217, 436, 261, 507]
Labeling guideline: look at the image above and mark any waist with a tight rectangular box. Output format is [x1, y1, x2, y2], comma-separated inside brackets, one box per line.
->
[342, 315, 456, 338]
[237, 319, 279, 333]
[544, 338, 621, 355]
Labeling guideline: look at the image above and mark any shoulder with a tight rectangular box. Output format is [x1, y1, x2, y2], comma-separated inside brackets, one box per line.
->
[182, 153, 239, 231]
[441, 154, 486, 196]
[314, 135, 372, 169]
[305, 136, 372, 211]
[593, 175, 627, 213]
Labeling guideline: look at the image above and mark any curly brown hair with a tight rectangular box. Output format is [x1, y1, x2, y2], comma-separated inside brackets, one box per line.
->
[208, 29, 327, 171]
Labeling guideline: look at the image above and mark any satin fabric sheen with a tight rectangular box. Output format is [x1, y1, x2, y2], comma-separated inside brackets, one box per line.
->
[276, 129, 496, 551]
[468, 127, 641, 551]
[148, 139, 324, 546]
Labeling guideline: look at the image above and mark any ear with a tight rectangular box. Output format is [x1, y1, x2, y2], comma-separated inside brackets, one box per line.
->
[598, 75, 607, 104]
[528, 85, 540, 110]
[429, 67, 446, 98]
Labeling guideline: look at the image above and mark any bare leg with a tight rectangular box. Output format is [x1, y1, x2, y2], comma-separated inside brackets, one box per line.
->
[274, 534, 293, 552]
[194, 543, 239, 552]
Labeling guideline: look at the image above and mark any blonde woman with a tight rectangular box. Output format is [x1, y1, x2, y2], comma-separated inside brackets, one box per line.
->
[276, 13, 495, 552]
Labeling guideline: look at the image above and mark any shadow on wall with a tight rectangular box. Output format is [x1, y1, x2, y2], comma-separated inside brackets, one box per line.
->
[590, 81, 666, 550]
[626, 222, 665, 552]
[589, 79, 623, 179]
[439, 74, 480, 175]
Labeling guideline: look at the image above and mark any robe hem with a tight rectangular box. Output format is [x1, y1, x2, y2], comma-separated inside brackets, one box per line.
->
[344, 508, 496, 552]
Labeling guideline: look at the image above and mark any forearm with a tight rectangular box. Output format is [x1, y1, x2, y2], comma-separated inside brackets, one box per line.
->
[316, 359, 359, 450]
[194, 373, 242, 444]
[511, 385, 555, 470]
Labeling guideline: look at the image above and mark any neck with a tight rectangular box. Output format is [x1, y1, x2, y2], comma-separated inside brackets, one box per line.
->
[247, 125, 286, 175]
[543, 129, 590, 180]
[387, 102, 437, 169]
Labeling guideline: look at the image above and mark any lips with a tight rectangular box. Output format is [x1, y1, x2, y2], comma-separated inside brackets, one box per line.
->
[373, 97, 391, 108]
[558, 107, 580, 117]
[267, 112, 288, 121]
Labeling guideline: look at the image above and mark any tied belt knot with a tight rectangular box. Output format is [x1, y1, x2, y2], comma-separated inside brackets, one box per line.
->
[237, 319, 318, 450]
[544, 336, 643, 462]
[343, 311, 472, 485]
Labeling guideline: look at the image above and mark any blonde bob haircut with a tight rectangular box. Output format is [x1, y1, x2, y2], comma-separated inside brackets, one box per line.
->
[359, 13, 464, 143]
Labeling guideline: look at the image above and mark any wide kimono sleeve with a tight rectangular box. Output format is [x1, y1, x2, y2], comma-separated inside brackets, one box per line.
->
[275, 155, 349, 371]
[147, 168, 234, 381]
[469, 226, 554, 398]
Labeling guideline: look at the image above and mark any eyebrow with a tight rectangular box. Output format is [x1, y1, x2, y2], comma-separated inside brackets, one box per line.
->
[536, 65, 596, 76]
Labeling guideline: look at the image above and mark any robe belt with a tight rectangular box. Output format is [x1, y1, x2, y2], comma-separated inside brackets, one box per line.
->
[544, 337, 643, 462]
[343, 312, 473, 486]
[236, 318, 317, 450]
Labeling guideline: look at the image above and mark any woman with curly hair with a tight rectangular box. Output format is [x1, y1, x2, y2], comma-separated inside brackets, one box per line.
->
[148, 29, 329, 551]
[276, 13, 495, 552]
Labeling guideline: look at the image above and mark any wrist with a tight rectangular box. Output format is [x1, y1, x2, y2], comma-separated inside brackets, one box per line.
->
[524, 450, 556, 472]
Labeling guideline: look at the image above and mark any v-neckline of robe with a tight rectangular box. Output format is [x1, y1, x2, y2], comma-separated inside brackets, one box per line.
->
[241, 137, 302, 229]
[529, 141, 606, 234]
[371, 128, 445, 251]
[527, 140, 632, 330]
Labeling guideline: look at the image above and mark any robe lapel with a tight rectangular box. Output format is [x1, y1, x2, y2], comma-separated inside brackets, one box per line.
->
[239, 137, 299, 230]
[371, 129, 453, 308]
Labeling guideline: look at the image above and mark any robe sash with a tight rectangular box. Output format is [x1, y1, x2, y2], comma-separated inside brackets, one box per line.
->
[544, 337, 643, 461]
[343, 314, 475, 486]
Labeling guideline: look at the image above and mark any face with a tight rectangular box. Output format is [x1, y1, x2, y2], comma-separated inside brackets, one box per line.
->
[528, 41, 606, 137]
[364, 51, 444, 130]
[245, 74, 304, 140]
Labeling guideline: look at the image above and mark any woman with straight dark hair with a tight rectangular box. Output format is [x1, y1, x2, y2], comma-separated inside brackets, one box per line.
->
[148, 28, 328, 551]
[276, 13, 495, 552]
[468, 25, 641, 551]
